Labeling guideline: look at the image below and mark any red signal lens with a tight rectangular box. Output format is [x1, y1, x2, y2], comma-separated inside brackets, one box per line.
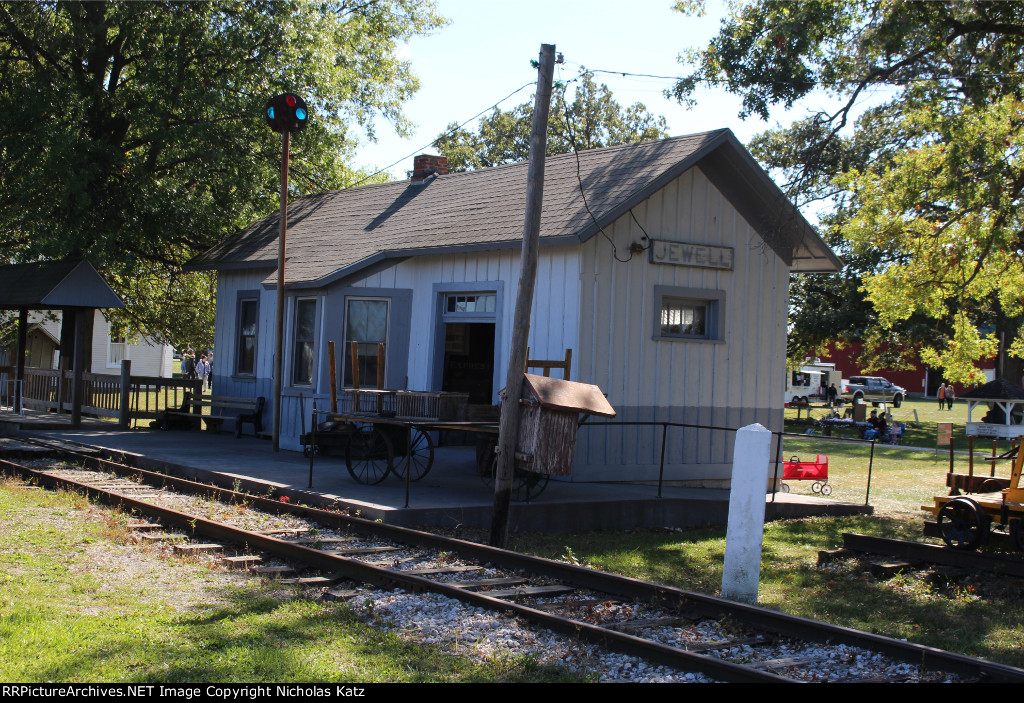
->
[285, 95, 296, 107]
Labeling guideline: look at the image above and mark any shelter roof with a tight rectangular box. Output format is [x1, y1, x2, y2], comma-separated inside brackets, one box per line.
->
[0, 260, 123, 310]
[958, 378, 1024, 401]
[189, 130, 841, 288]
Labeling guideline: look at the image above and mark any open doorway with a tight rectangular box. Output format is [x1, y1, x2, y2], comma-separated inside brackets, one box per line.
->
[441, 321, 494, 404]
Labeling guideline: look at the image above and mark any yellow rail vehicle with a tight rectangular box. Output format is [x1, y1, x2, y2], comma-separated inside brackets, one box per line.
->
[924, 443, 1024, 551]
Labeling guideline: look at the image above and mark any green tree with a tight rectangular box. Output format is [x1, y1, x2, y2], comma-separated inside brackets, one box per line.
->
[434, 71, 669, 171]
[0, 0, 444, 352]
[673, 0, 1024, 384]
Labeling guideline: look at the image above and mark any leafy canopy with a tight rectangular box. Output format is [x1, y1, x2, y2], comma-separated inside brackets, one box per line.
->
[0, 0, 444, 351]
[673, 0, 1024, 384]
[434, 71, 669, 172]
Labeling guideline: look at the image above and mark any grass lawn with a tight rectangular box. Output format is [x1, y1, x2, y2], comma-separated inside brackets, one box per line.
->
[0, 480, 579, 683]
[507, 396, 1024, 668]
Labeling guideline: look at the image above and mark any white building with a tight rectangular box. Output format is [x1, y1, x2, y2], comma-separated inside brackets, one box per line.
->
[1, 310, 172, 378]
[190, 131, 840, 483]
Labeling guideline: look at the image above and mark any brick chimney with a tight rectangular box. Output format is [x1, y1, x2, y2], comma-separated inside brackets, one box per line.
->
[411, 154, 448, 182]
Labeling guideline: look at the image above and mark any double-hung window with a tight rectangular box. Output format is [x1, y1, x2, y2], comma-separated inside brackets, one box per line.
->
[236, 297, 259, 376]
[108, 336, 127, 367]
[343, 298, 389, 387]
[292, 298, 317, 385]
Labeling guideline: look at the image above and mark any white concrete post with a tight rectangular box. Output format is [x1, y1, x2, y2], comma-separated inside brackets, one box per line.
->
[721, 422, 772, 604]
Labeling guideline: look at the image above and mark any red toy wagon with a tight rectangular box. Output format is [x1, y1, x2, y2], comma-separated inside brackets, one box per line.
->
[781, 455, 831, 495]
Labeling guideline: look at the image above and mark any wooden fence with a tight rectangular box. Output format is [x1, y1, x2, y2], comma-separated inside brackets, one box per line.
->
[19, 364, 202, 427]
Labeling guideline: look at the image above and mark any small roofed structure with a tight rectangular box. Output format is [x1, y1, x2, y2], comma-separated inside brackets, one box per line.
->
[514, 374, 616, 477]
[960, 378, 1024, 439]
[0, 260, 123, 426]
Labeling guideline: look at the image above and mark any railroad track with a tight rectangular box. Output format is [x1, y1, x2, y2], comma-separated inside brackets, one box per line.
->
[829, 532, 1024, 578]
[3, 436, 1023, 683]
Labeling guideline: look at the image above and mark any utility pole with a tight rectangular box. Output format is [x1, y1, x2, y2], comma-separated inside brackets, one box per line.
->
[490, 44, 557, 548]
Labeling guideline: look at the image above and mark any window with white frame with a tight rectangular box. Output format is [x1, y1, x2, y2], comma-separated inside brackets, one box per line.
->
[343, 298, 389, 387]
[108, 336, 127, 367]
[292, 298, 317, 385]
[653, 286, 725, 342]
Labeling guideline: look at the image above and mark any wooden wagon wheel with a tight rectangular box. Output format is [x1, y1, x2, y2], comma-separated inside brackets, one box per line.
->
[937, 497, 988, 550]
[345, 426, 394, 485]
[391, 427, 434, 482]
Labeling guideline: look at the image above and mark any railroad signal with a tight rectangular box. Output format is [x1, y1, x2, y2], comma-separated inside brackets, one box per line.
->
[265, 93, 308, 133]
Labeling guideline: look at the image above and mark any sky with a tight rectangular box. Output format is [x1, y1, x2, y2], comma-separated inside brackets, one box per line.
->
[351, 0, 836, 180]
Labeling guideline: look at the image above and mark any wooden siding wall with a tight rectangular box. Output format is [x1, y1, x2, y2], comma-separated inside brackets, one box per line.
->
[213, 269, 279, 438]
[216, 250, 581, 451]
[350, 245, 581, 397]
[575, 165, 788, 482]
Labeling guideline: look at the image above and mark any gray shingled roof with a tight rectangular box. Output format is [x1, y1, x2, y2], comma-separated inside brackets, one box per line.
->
[0, 260, 123, 310]
[189, 130, 840, 288]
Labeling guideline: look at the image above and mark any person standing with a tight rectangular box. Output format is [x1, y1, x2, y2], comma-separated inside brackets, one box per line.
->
[827, 382, 838, 408]
[195, 353, 210, 388]
[946, 383, 955, 410]
[937, 382, 946, 410]
[183, 348, 197, 380]
[206, 352, 213, 390]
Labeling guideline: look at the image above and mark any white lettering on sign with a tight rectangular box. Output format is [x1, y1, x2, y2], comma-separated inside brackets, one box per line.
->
[649, 240, 734, 270]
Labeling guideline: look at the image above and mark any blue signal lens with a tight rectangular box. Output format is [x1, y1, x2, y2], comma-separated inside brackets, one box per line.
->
[267, 107, 275, 119]
[295, 107, 306, 120]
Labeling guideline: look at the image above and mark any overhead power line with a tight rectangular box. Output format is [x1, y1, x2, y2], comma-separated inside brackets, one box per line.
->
[343, 80, 538, 188]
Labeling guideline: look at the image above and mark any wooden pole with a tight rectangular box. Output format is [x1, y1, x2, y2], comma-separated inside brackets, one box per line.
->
[491, 44, 556, 549]
[118, 359, 131, 429]
[71, 308, 86, 428]
[14, 308, 26, 414]
[377, 342, 385, 390]
[968, 435, 974, 476]
[350, 341, 360, 390]
[272, 128, 290, 451]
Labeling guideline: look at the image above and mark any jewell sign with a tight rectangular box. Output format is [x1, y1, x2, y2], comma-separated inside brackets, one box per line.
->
[649, 239, 734, 270]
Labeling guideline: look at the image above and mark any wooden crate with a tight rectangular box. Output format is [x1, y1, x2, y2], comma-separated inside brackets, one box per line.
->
[511, 374, 615, 477]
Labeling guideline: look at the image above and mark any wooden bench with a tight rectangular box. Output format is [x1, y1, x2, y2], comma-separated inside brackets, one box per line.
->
[162, 395, 265, 437]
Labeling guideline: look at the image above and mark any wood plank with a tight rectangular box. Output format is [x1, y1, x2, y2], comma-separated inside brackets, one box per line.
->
[480, 584, 575, 598]
[447, 577, 529, 589]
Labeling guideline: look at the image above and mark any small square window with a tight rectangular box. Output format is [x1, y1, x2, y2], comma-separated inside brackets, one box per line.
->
[660, 300, 707, 337]
[653, 286, 724, 342]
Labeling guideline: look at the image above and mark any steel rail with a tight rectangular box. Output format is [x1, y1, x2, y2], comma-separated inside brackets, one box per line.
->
[6, 439, 1024, 682]
[0, 455, 788, 683]
[842, 532, 1024, 577]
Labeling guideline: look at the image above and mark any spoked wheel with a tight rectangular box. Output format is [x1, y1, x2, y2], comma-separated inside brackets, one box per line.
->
[483, 457, 550, 502]
[820, 483, 833, 496]
[779, 483, 791, 493]
[392, 428, 435, 482]
[937, 497, 988, 550]
[346, 427, 394, 485]
[811, 481, 822, 494]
